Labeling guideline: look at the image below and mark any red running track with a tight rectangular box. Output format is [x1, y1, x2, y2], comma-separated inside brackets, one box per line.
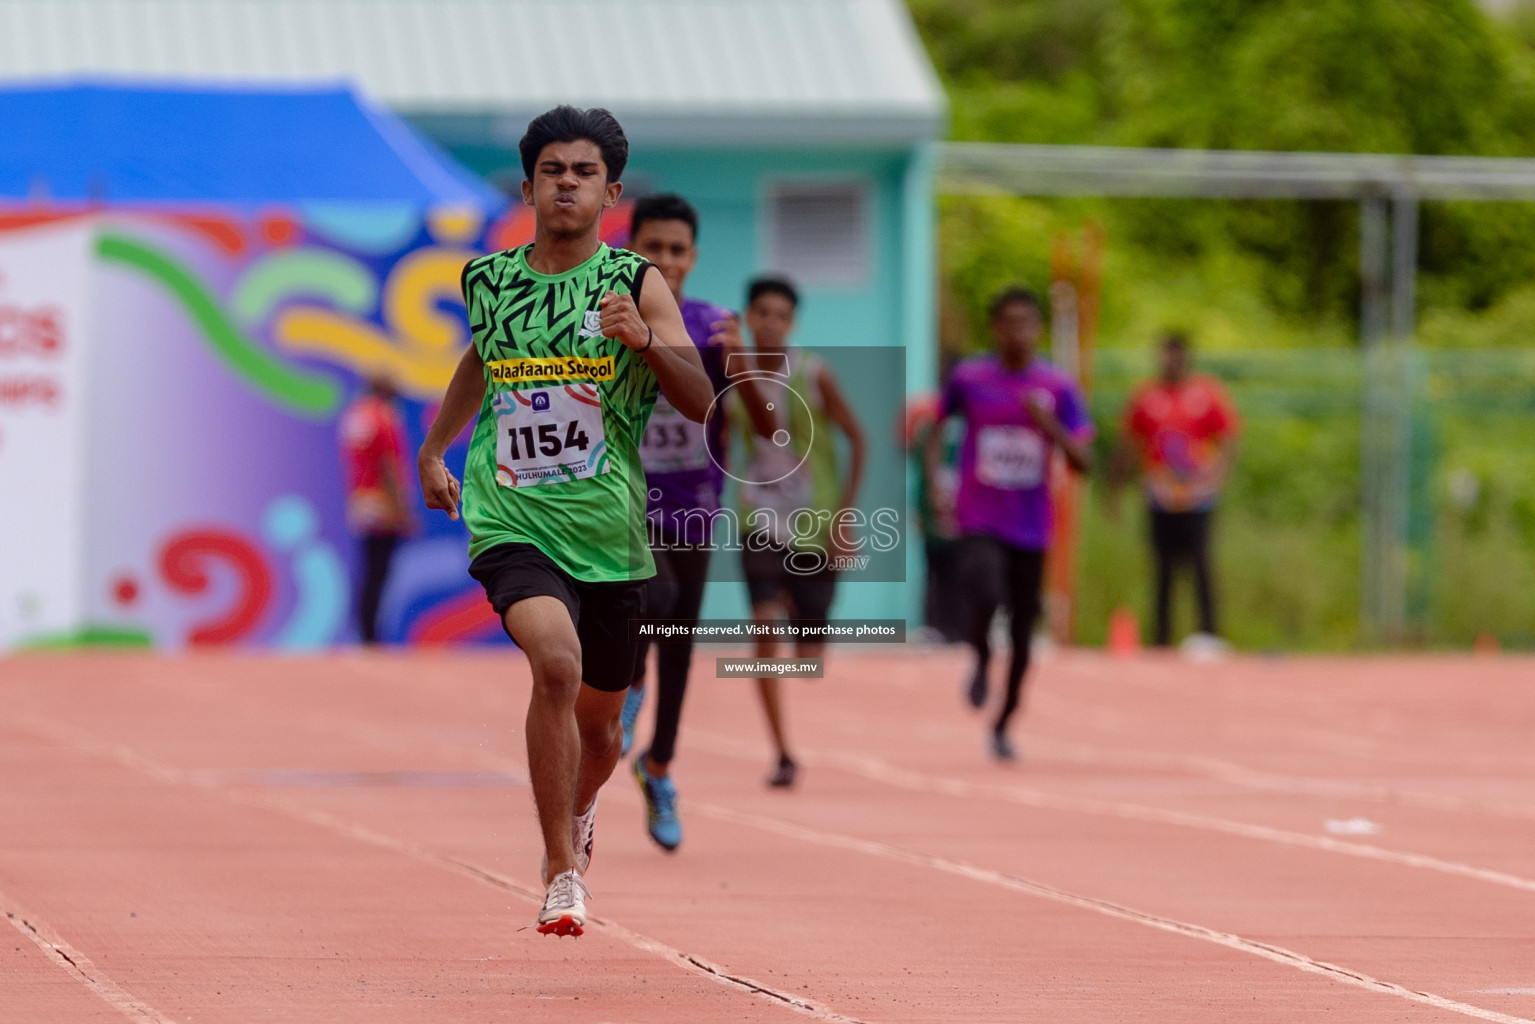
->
[3, 647, 1534, 1023]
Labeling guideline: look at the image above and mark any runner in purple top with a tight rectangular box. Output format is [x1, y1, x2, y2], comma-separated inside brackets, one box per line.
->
[623, 193, 771, 851]
[642, 295, 733, 536]
[934, 286, 1093, 761]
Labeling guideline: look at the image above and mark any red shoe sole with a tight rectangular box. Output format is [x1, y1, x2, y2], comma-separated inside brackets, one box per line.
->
[537, 915, 584, 937]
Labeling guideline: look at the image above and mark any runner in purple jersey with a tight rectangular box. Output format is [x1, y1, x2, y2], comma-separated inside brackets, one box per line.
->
[641, 295, 733, 535]
[934, 286, 1093, 761]
[623, 193, 772, 851]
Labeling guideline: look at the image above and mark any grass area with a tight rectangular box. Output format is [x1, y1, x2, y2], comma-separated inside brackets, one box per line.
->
[1072, 480, 1363, 652]
[1058, 349, 1535, 652]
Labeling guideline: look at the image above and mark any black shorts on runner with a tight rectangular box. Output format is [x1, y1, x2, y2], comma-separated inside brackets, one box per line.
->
[740, 532, 837, 625]
[468, 542, 646, 693]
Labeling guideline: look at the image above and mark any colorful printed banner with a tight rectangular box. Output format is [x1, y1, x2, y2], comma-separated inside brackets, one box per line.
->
[0, 201, 634, 650]
[0, 221, 94, 647]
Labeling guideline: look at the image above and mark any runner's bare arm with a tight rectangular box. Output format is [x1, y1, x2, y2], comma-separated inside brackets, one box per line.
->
[1026, 393, 1094, 474]
[382, 457, 413, 534]
[710, 313, 776, 439]
[1214, 432, 1240, 490]
[818, 363, 866, 513]
[417, 344, 486, 521]
[1103, 434, 1137, 520]
[1107, 432, 1138, 488]
[922, 413, 944, 502]
[599, 266, 712, 422]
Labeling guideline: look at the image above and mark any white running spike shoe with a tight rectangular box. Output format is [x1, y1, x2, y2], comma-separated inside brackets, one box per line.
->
[541, 794, 598, 885]
[536, 869, 591, 937]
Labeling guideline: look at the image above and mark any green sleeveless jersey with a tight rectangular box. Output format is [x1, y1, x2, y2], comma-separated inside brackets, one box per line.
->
[460, 243, 660, 581]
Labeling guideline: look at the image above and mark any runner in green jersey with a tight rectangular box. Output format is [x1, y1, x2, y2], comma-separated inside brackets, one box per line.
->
[417, 107, 712, 938]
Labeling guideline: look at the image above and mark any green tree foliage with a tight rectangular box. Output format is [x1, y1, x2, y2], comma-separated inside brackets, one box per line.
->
[911, 0, 1535, 343]
[913, 0, 1535, 152]
[909, 0, 1114, 143]
[912, 1, 1535, 649]
[1107, 0, 1523, 154]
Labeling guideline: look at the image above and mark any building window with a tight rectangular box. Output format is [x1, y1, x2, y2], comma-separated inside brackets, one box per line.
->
[764, 181, 870, 287]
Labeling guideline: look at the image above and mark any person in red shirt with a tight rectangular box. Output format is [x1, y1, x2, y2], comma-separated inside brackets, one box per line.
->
[1110, 333, 1240, 647]
[339, 372, 414, 644]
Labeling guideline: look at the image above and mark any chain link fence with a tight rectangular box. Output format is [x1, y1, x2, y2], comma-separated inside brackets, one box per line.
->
[1073, 347, 1535, 650]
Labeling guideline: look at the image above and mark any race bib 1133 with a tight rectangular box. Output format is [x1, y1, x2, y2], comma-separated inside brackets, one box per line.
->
[640, 396, 709, 473]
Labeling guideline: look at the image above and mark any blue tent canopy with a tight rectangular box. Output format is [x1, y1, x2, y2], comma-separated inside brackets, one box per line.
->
[0, 81, 501, 205]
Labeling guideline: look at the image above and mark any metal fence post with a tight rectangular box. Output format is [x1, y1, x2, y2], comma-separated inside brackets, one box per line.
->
[1385, 192, 1419, 641]
[1359, 189, 1389, 642]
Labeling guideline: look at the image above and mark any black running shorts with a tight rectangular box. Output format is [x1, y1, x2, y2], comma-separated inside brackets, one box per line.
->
[469, 542, 647, 693]
[740, 532, 837, 625]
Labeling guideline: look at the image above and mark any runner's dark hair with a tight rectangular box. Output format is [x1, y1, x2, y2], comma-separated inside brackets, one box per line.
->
[519, 106, 628, 182]
[630, 193, 699, 243]
[989, 285, 1042, 321]
[747, 275, 799, 309]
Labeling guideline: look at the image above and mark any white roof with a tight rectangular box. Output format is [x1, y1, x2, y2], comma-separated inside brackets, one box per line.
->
[0, 0, 946, 145]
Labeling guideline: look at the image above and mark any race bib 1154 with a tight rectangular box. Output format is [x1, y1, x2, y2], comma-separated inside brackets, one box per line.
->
[493, 385, 610, 487]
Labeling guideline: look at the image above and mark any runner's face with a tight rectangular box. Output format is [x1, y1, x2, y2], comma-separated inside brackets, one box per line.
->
[745, 292, 795, 350]
[991, 301, 1042, 365]
[521, 140, 621, 237]
[629, 219, 696, 300]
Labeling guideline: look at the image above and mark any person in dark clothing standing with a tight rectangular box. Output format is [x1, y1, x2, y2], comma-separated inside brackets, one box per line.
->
[1109, 333, 1241, 647]
[339, 372, 414, 644]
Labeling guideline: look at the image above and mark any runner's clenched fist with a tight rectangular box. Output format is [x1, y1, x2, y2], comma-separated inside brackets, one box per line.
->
[708, 312, 744, 354]
[599, 292, 650, 350]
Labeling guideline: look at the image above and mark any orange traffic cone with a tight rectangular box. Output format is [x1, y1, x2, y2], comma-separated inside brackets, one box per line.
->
[1108, 606, 1140, 658]
[1474, 632, 1501, 656]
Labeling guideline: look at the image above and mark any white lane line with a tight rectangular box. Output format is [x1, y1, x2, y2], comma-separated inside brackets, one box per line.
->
[235, 796, 868, 1024]
[1047, 656, 1535, 779]
[690, 800, 1535, 1024]
[13, 714, 866, 1024]
[689, 731, 1535, 897]
[3, 893, 178, 1024]
[1028, 736, 1535, 822]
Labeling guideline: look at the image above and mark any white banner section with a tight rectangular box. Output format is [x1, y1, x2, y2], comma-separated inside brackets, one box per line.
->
[0, 220, 94, 649]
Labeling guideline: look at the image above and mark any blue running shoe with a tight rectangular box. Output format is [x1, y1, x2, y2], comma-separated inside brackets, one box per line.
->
[620, 685, 644, 757]
[633, 758, 682, 852]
